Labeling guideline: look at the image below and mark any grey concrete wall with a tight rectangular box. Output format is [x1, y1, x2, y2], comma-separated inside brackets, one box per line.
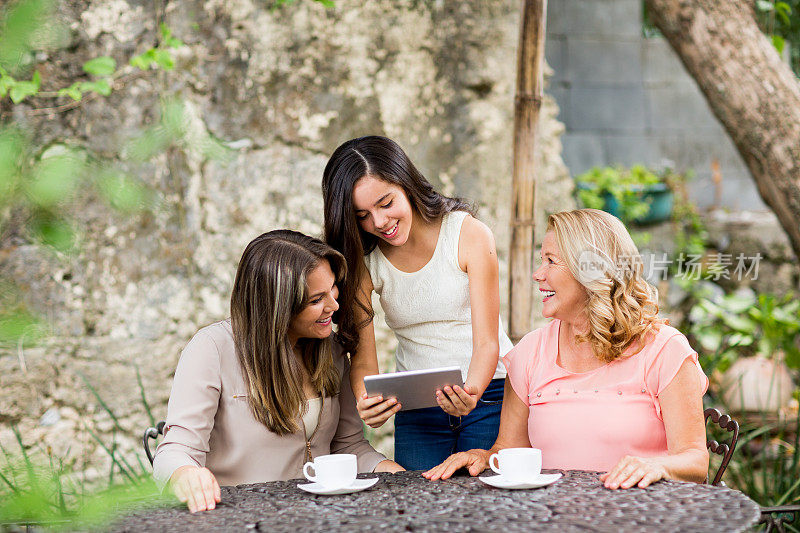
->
[546, 0, 765, 210]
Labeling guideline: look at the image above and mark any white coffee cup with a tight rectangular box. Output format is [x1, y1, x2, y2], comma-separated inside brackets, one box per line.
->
[489, 447, 542, 482]
[303, 453, 357, 489]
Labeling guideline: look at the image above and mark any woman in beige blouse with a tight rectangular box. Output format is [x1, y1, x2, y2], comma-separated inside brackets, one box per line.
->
[153, 230, 402, 513]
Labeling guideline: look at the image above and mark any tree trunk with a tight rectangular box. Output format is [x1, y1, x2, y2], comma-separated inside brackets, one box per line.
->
[509, 0, 547, 342]
[646, 0, 800, 260]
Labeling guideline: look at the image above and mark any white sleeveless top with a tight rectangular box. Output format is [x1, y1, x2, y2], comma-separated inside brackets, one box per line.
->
[365, 211, 511, 381]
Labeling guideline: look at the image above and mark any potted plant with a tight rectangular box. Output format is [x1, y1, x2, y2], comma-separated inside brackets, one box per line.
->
[575, 165, 675, 225]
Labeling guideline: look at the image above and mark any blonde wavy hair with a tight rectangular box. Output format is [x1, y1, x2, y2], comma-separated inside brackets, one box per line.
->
[547, 209, 662, 363]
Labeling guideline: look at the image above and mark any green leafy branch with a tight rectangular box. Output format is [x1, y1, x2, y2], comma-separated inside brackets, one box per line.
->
[755, 0, 800, 75]
[756, 0, 795, 54]
[0, 23, 184, 104]
[0, 69, 41, 104]
[128, 24, 184, 72]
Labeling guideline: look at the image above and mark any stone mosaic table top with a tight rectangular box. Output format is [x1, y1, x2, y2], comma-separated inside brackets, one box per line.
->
[111, 470, 761, 532]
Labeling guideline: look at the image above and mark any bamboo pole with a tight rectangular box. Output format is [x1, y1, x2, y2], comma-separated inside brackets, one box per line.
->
[509, 0, 547, 342]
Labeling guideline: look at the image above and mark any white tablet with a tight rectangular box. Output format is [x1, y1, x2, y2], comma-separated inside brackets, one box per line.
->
[363, 366, 464, 411]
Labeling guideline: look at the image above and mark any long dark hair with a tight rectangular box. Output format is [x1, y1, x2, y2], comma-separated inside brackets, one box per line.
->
[321, 135, 473, 354]
[230, 230, 346, 435]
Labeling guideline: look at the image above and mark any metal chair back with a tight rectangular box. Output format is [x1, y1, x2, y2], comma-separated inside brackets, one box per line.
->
[759, 505, 800, 533]
[143, 420, 166, 466]
[704, 407, 739, 486]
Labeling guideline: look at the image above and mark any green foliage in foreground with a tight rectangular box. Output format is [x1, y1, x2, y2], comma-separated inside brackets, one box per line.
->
[0, 96, 232, 346]
[0, 371, 180, 529]
[0, 275, 46, 346]
[0, 125, 156, 253]
[0, 0, 64, 75]
[0, 455, 177, 530]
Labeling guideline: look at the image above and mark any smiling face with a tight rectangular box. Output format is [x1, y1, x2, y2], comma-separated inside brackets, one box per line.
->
[532, 231, 589, 323]
[351, 175, 415, 247]
[287, 259, 340, 345]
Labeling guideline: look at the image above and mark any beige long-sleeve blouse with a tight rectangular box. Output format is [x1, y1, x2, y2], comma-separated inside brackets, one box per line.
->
[152, 320, 386, 488]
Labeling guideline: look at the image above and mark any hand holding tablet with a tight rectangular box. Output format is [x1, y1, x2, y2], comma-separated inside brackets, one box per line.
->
[364, 366, 464, 412]
[435, 382, 480, 417]
[356, 392, 401, 428]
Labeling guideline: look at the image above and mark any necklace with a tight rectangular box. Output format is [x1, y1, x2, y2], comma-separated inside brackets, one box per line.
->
[301, 395, 324, 463]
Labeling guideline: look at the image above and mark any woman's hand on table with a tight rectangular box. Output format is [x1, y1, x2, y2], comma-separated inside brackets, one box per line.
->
[600, 455, 669, 489]
[374, 459, 405, 473]
[422, 448, 490, 480]
[436, 384, 478, 416]
[357, 392, 401, 428]
[169, 465, 222, 513]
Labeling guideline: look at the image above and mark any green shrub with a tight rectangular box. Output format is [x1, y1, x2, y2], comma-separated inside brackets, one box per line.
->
[688, 291, 800, 376]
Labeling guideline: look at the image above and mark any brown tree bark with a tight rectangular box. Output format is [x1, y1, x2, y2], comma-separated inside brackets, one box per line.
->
[509, 0, 547, 342]
[646, 0, 800, 260]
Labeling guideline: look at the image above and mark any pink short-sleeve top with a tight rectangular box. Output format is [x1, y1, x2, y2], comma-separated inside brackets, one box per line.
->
[501, 319, 708, 472]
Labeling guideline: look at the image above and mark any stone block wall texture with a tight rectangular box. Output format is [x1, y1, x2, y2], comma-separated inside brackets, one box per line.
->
[0, 0, 574, 473]
[547, 0, 764, 211]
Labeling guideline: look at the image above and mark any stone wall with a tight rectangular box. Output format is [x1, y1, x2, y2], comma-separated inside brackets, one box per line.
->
[0, 0, 574, 472]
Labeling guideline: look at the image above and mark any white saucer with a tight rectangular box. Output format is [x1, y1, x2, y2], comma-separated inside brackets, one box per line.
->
[297, 477, 379, 495]
[478, 472, 562, 490]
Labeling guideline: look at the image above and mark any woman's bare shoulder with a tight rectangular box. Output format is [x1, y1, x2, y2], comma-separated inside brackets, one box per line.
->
[460, 214, 495, 246]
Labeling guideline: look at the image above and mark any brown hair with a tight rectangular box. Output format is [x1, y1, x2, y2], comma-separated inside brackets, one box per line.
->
[230, 230, 345, 435]
[322, 135, 474, 354]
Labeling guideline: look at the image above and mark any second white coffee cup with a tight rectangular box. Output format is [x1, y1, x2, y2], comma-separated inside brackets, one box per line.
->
[489, 447, 542, 482]
[303, 453, 357, 489]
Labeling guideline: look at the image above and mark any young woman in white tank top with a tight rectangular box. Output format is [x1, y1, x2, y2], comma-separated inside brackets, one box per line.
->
[322, 136, 513, 470]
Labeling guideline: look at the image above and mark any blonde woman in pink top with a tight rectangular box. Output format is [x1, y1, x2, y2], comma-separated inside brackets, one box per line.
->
[424, 209, 709, 489]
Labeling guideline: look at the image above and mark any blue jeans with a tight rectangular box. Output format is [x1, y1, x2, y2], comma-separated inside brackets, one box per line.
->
[394, 378, 505, 471]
